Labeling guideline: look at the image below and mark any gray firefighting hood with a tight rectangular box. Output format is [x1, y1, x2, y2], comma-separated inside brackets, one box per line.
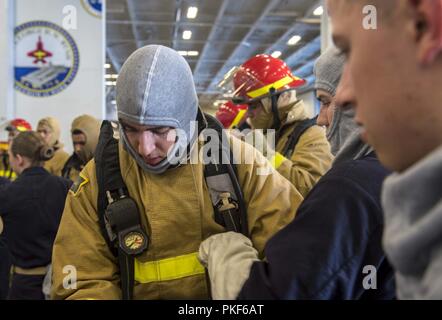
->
[116, 45, 199, 174]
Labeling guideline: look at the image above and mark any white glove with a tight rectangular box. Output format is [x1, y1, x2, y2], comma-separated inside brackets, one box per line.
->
[199, 232, 259, 300]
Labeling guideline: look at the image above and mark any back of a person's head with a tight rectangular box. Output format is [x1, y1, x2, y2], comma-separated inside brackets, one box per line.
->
[11, 131, 54, 166]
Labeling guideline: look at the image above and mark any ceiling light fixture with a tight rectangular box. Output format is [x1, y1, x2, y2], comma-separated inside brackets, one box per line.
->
[287, 35, 302, 46]
[183, 30, 192, 40]
[187, 51, 199, 56]
[271, 51, 282, 58]
[178, 50, 199, 57]
[187, 6, 198, 19]
[313, 6, 324, 16]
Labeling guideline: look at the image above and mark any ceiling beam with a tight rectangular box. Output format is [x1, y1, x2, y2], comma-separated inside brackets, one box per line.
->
[106, 19, 294, 30]
[108, 57, 229, 65]
[107, 38, 277, 47]
[206, 0, 281, 92]
[193, 0, 230, 75]
[172, 0, 183, 50]
[269, 11, 301, 17]
[286, 36, 321, 69]
[263, 24, 312, 57]
[126, 0, 143, 49]
[263, 0, 322, 58]
[292, 59, 316, 78]
[106, 47, 122, 73]
[297, 18, 321, 24]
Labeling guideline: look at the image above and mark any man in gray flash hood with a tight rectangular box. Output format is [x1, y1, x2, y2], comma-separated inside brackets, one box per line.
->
[116, 45, 198, 174]
[50, 45, 303, 300]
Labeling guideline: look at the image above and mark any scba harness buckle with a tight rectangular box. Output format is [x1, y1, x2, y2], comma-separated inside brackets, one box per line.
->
[215, 192, 242, 233]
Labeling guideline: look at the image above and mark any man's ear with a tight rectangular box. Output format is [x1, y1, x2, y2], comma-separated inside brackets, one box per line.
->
[15, 154, 25, 167]
[411, 0, 442, 65]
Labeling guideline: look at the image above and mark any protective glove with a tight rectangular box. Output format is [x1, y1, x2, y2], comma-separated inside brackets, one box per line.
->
[198, 232, 259, 300]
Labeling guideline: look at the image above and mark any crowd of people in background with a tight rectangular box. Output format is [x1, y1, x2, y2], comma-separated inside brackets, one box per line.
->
[1, 0, 441, 301]
[0, 114, 100, 299]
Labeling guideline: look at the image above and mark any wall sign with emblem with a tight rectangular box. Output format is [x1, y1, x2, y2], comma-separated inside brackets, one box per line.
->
[81, 0, 102, 18]
[14, 20, 80, 97]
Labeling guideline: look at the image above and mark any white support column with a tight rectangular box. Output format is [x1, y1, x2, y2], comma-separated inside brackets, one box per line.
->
[320, 0, 333, 52]
[0, 0, 15, 127]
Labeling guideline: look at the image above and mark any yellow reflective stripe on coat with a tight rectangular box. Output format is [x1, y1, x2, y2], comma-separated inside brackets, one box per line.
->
[134, 252, 205, 284]
[229, 109, 247, 129]
[0, 170, 16, 180]
[70, 173, 89, 196]
[247, 75, 294, 99]
[270, 152, 287, 170]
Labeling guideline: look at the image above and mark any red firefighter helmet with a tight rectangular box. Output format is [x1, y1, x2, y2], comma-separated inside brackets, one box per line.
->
[6, 118, 32, 132]
[215, 101, 248, 129]
[231, 54, 306, 103]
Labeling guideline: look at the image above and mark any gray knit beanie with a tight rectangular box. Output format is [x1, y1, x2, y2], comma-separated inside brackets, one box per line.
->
[314, 45, 346, 96]
[314, 45, 373, 160]
[116, 45, 199, 174]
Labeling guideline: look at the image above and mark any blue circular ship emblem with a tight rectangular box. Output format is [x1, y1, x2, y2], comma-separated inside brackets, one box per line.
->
[81, 0, 102, 18]
[14, 21, 80, 97]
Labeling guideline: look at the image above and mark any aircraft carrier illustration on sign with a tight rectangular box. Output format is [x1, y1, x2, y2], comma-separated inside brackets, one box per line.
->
[14, 21, 80, 97]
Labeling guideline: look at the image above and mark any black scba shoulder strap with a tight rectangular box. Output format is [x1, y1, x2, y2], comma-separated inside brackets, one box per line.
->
[95, 120, 148, 300]
[95, 113, 247, 300]
[61, 154, 83, 180]
[200, 112, 249, 237]
[281, 116, 318, 159]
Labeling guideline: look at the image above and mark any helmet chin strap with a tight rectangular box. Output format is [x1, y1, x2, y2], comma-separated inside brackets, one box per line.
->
[269, 88, 281, 131]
